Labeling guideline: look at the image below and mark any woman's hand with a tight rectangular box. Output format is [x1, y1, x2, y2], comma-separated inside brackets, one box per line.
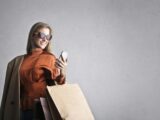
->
[55, 57, 68, 77]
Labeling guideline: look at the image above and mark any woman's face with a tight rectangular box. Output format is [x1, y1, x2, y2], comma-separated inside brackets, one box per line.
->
[32, 27, 51, 49]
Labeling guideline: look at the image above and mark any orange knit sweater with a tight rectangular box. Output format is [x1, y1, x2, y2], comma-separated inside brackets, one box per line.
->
[20, 48, 65, 110]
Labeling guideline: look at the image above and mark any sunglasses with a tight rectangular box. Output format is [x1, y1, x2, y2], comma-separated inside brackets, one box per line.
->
[33, 32, 52, 41]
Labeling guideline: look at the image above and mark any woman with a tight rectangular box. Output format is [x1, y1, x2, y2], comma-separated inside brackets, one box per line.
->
[0, 22, 67, 120]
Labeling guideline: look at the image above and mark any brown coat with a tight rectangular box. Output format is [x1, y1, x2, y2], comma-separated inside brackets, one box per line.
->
[0, 55, 24, 120]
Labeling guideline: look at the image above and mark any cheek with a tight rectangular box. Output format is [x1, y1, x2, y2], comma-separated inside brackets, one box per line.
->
[32, 39, 40, 47]
[34, 39, 40, 45]
[45, 42, 49, 47]
[46, 41, 49, 44]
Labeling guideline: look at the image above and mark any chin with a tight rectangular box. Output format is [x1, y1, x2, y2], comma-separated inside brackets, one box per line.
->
[39, 44, 47, 49]
[41, 46, 46, 49]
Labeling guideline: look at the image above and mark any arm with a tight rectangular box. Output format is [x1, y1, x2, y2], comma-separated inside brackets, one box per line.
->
[43, 68, 65, 85]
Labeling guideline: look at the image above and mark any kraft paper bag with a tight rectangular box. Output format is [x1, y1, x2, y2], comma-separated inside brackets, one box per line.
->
[46, 84, 95, 120]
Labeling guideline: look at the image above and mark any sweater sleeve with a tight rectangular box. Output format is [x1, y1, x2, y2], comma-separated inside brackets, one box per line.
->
[43, 68, 65, 85]
[38, 53, 65, 84]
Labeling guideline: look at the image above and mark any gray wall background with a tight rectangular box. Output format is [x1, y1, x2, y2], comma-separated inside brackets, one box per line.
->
[0, 0, 160, 120]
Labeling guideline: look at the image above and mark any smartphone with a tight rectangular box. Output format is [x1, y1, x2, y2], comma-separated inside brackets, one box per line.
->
[59, 51, 68, 62]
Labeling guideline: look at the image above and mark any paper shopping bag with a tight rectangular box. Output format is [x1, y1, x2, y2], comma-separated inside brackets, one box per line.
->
[46, 84, 95, 120]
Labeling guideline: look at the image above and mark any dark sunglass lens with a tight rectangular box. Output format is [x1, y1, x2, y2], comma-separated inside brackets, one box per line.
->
[39, 32, 46, 39]
[46, 35, 52, 41]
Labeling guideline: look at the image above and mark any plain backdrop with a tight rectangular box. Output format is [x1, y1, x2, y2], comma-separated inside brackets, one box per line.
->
[0, 0, 160, 120]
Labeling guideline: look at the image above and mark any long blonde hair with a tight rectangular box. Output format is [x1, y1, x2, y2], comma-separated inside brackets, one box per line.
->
[26, 22, 53, 54]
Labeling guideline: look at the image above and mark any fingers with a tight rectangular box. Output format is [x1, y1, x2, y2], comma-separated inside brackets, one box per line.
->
[60, 55, 68, 63]
[55, 58, 67, 77]
[60, 51, 68, 62]
[55, 59, 67, 69]
[55, 62, 63, 69]
[58, 58, 67, 66]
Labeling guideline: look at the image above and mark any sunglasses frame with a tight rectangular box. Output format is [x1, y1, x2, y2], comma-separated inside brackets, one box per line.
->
[33, 32, 52, 41]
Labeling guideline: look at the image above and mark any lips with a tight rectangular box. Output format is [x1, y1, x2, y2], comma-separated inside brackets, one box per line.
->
[40, 41, 47, 45]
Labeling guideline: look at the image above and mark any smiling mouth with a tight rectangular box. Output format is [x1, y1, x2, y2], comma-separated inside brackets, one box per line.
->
[40, 41, 47, 45]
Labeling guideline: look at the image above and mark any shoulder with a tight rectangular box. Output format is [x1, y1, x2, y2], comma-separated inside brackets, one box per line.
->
[8, 54, 25, 66]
